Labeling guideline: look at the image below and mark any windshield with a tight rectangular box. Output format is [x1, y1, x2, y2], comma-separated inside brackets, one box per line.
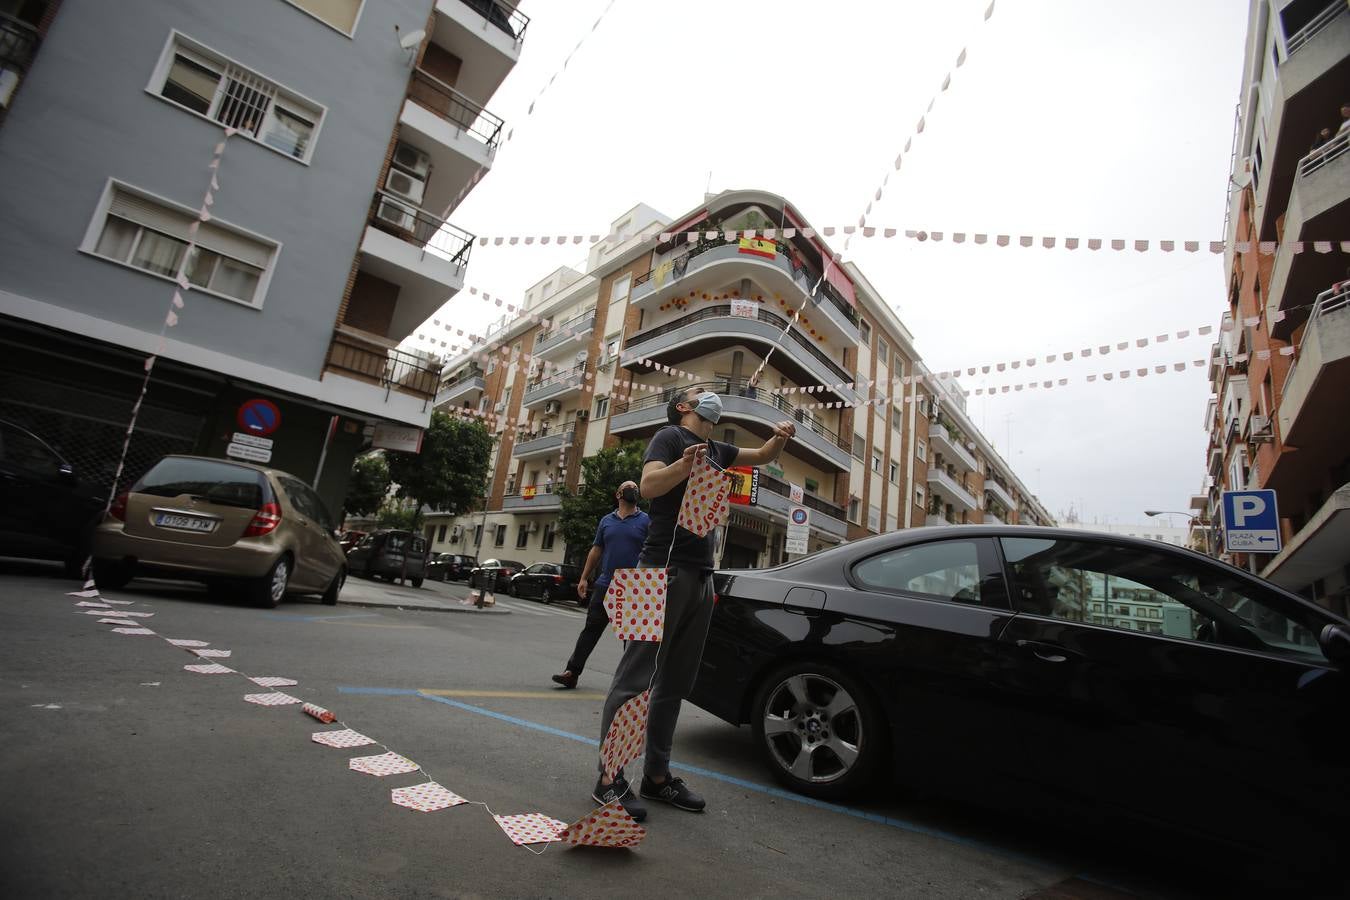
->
[135, 457, 269, 510]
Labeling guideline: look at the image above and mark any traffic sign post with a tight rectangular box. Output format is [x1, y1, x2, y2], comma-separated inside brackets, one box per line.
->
[785, 506, 810, 556]
[1221, 489, 1281, 554]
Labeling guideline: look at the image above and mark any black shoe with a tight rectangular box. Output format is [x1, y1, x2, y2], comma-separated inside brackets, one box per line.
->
[592, 771, 647, 822]
[551, 670, 578, 689]
[640, 774, 705, 812]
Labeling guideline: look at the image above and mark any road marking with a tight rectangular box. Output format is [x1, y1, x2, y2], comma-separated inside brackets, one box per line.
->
[334, 685, 1069, 876]
[263, 612, 382, 623]
[495, 598, 583, 618]
[420, 688, 605, 700]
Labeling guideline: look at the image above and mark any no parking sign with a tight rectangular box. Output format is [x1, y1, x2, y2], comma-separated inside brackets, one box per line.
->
[236, 398, 281, 436]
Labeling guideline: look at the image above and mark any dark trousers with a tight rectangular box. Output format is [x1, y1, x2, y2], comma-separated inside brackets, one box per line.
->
[597, 565, 715, 778]
[565, 583, 611, 675]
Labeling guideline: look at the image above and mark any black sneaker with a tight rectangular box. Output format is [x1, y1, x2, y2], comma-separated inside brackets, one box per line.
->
[640, 774, 705, 812]
[592, 771, 647, 822]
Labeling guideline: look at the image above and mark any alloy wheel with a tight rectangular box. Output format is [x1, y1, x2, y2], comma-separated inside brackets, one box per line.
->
[270, 558, 290, 605]
[761, 673, 862, 784]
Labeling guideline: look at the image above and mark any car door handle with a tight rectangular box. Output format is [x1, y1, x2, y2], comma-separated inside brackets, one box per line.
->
[1015, 640, 1078, 664]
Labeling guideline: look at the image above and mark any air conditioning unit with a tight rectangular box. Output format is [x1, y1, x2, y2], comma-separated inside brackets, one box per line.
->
[495, 401, 506, 413]
[375, 195, 416, 231]
[527, 522, 540, 534]
[574, 350, 588, 365]
[544, 400, 562, 415]
[385, 167, 427, 206]
[392, 141, 431, 179]
[1249, 414, 1274, 442]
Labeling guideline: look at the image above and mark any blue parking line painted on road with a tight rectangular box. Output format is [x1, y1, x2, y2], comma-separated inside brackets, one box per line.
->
[335, 685, 1063, 873]
[263, 612, 381, 623]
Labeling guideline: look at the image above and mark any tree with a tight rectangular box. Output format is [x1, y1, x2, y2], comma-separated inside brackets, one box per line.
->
[384, 412, 492, 530]
[375, 499, 418, 530]
[557, 440, 647, 556]
[344, 453, 391, 518]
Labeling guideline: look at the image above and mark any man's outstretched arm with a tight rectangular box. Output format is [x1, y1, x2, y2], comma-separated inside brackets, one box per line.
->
[736, 421, 796, 467]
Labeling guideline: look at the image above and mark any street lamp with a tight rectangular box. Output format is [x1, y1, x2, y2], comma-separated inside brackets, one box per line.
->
[1145, 510, 1216, 557]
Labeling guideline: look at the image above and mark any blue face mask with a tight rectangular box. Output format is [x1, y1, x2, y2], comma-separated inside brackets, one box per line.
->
[694, 392, 723, 424]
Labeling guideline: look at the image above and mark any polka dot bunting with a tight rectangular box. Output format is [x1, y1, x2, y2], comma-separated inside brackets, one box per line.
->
[676, 454, 733, 537]
[600, 690, 649, 778]
[603, 569, 667, 643]
[494, 813, 568, 846]
[557, 799, 647, 849]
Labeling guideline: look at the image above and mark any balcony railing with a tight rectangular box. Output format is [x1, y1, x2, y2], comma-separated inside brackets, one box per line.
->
[326, 330, 442, 402]
[512, 427, 575, 458]
[1298, 128, 1349, 179]
[624, 304, 854, 385]
[1281, 283, 1350, 398]
[459, 0, 530, 42]
[758, 471, 846, 521]
[368, 190, 474, 268]
[408, 68, 505, 148]
[0, 12, 39, 76]
[1285, 0, 1344, 56]
[534, 311, 594, 354]
[523, 364, 586, 404]
[632, 234, 859, 327]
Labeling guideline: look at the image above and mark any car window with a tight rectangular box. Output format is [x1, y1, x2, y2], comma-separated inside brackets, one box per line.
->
[278, 476, 321, 523]
[137, 457, 267, 509]
[0, 423, 63, 477]
[298, 483, 334, 530]
[1000, 537, 1327, 662]
[852, 539, 995, 606]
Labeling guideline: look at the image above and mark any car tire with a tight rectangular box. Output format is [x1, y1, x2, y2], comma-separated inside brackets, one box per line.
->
[411, 576, 424, 589]
[542, 588, 553, 605]
[92, 558, 134, 591]
[750, 661, 886, 801]
[250, 556, 290, 609]
[321, 569, 345, 606]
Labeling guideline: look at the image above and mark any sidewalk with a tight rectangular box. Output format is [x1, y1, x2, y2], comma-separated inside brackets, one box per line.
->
[337, 574, 511, 615]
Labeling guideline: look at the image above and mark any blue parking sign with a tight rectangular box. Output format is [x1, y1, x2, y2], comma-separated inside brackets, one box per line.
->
[1221, 490, 1281, 553]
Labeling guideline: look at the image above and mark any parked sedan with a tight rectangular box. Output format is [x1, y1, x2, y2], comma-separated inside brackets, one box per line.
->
[509, 563, 581, 604]
[426, 553, 476, 582]
[0, 418, 106, 576]
[690, 526, 1349, 867]
[469, 558, 524, 594]
[91, 455, 346, 607]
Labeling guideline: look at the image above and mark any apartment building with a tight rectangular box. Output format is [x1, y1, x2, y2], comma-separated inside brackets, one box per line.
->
[426, 189, 1051, 567]
[1190, 0, 1348, 612]
[0, 0, 525, 515]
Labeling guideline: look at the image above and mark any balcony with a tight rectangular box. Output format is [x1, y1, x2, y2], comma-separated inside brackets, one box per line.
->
[432, 0, 527, 105]
[984, 511, 1005, 525]
[630, 236, 859, 344]
[925, 513, 954, 527]
[323, 327, 442, 404]
[533, 310, 594, 357]
[400, 70, 503, 215]
[501, 487, 562, 512]
[985, 477, 1017, 511]
[622, 305, 857, 404]
[754, 473, 848, 540]
[927, 467, 977, 512]
[522, 365, 587, 409]
[0, 12, 40, 110]
[608, 379, 852, 472]
[512, 427, 574, 460]
[1277, 286, 1350, 449]
[929, 421, 978, 472]
[1268, 129, 1350, 335]
[440, 372, 486, 405]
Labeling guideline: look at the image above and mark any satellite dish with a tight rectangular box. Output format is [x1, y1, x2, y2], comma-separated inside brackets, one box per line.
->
[398, 28, 426, 50]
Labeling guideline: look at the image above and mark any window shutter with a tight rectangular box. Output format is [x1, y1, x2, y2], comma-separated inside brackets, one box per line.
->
[108, 190, 195, 239]
[196, 221, 273, 268]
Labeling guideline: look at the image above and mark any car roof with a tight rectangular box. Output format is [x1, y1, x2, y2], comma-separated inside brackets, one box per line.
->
[156, 453, 295, 481]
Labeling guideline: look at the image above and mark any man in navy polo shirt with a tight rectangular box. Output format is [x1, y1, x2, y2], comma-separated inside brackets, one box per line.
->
[552, 479, 648, 690]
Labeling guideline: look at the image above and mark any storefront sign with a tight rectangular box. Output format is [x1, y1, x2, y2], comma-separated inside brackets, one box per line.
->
[372, 422, 424, 453]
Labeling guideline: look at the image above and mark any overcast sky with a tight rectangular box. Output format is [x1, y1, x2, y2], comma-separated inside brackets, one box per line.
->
[428, 0, 1248, 527]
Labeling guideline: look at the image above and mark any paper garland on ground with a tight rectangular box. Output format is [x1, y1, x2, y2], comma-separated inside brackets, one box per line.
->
[600, 690, 649, 778]
[556, 799, 646, 848]
[303, 703, 337, 723]
[168, 639, 209, 647]
[391, 782, 468, 813]
[243, 691, 302, 707]
[311, 729, 376, 749]
[349, 752, 420, 777]
[604, 569, 667, 643]
[98, 618, 139, 626]
[193, 648, 231, 658]
[249, 676, 298, 687]
[677, 455, 732, 537]
[75, 601, 109, 608]
[112, 626, 155, 635]
[184, 663, 234, 674]
[494, 813, 568, 847]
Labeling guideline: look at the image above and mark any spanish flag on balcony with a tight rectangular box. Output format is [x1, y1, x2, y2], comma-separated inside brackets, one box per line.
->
[523, 486, 537, 499]
[737, 237, 777, 259]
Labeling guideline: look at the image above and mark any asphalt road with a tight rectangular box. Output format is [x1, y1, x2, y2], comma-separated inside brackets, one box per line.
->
[0, 560, 1319, 899]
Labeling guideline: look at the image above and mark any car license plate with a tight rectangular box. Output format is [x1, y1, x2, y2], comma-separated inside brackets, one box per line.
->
[155, 513, 216, 533]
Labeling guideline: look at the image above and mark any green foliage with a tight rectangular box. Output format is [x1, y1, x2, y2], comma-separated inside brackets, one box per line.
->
[557, 440, 647, 554]
[384, 413, 492, 530]
[343, 453, 391, 518]
[375, 499, 418, 530]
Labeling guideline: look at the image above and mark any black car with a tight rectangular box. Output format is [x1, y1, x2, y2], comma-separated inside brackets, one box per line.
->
[690, 525, 1349, 865]
[0, 418, 105, 575]
[469, 558, 524, 594]
[509, 562, 581, 604]
[427, 553, 476, 582]
[346, 530, 427, 587]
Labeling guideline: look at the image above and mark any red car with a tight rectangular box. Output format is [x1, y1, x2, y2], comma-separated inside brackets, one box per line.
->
[338, 530, 367, 555]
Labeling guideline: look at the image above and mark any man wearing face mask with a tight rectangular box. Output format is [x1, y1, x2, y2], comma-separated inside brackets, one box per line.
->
[588, 386, 796, 820]
[551, 480, 648, 691]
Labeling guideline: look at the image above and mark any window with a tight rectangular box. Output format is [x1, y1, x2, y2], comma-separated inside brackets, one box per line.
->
[915, 485, 925, 507]
[853, 539, 993, 606]
[437, 524, 447, 543]
[889, 462, 899, 483]
[541, 521, 556, 551]
[610, 274, 632, 303]
[1000, 537, 1328, 661]
[474, 524, 484, 547]
[847, 498, 861, 524]
[594, 396, 610, 419]
[868, 505, 881, 532]
[84, 182, 275, 307]
[871, 452, 881, 473]
[283, 0, 364, 36]
[604, 336, 621, 362]
[151, 33, 325, 163]
[916, 440, 927, 462]
[487, 358, 497, 375]
[877, 339, 889, 365]
[892, 407, 902, 432]
[852, 434, 866, 459]
[804, 478, 819, 495]
[516, 524, 529, 549]
[859, 319, 871, 345]
[494, 524, 506, 547]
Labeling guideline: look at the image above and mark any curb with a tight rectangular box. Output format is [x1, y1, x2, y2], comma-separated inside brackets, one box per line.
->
[336, 599, 512, 615]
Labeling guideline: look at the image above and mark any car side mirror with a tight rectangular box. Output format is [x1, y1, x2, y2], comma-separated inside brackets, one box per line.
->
[1318, 624, 1350, 667]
